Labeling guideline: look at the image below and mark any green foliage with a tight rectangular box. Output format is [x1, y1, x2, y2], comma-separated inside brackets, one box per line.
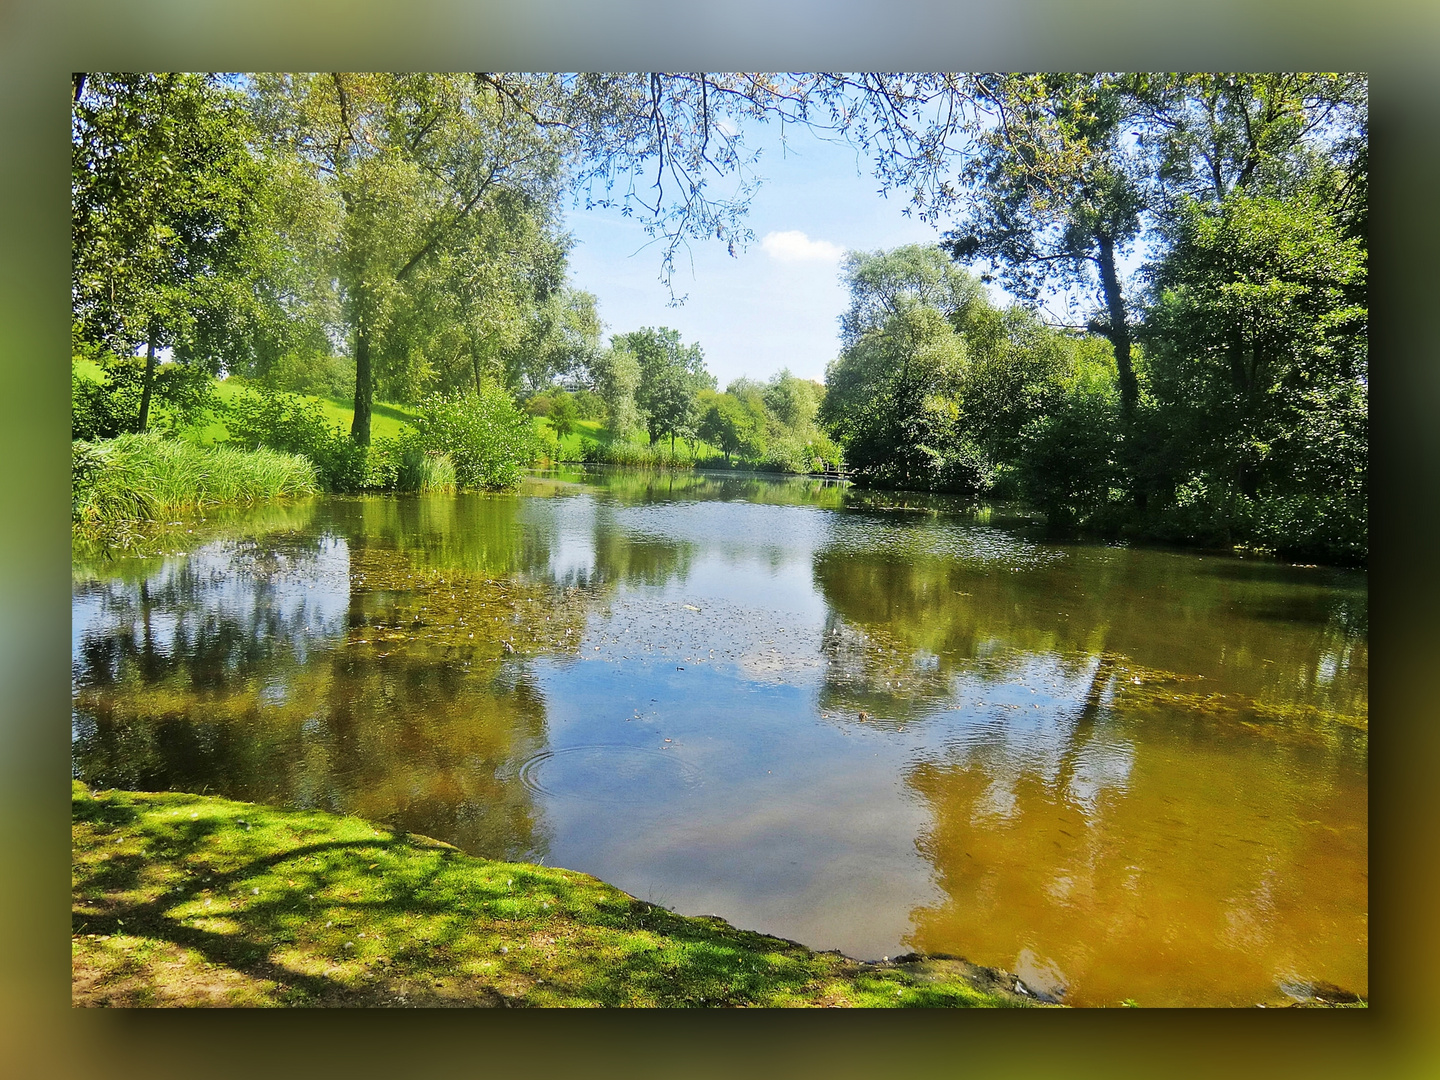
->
[581, 439, 698, 470]
[838, 244, 987, 348]
[257, 351, 356, 399]
[548, 390, 580, 440]
[824, 298, 992, 495]
[408, 385, 538, 490]
[73, 74, 271, 431]
[697, 389, 767, 463]
[1140, 190, 1366, 564]
[617, 327, 715, 448]
[1015, 378, 1124, 529]
[588, 343, 642, 437]
[251, 73, 571, 444]
[72, 350, 218, 441]
[72, 434, 317, 527]
[571, 387, 605, 421]
[223, 385, 372, 492]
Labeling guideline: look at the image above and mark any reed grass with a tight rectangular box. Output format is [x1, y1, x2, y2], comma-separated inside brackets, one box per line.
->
[581, 439, 701, 470]
[73, 433, 318, 528]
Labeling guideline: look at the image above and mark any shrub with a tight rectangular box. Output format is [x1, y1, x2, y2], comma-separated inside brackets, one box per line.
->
[1015, 385, 1123, 529]
[409, 385, 537, 490]
[224, 386, 373, 492]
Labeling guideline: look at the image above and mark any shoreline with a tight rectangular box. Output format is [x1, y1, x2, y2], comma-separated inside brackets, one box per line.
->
[72, 782, 1046, 1008]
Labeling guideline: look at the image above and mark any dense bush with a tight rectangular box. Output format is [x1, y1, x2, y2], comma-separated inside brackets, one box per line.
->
[223, 386, 373, 491]
[72, 355, 216, 441]
[408, 385, 537, 490]
[1014, 383, 1124, 530]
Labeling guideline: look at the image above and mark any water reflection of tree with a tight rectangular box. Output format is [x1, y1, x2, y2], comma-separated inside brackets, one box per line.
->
[73, 531, 595, 861]
[899, 686, 1368, 1006]
[572, 468, 848, 509]
[808, 524, 1368, 1003]
[811, 537, 1367, 729]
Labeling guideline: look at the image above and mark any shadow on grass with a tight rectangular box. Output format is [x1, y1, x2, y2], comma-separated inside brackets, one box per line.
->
[72, 786, 1027, 1008]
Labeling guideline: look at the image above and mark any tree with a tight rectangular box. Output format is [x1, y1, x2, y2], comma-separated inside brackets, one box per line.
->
[938, 74, 1147, 423]
[72, 73, 266, 431]
[823, 304, 987, 492]
[548, 390, 579, 441]
[838, 244, 986, 349]
[587, 341, 642, 437]
[251, 73, 569, 444]
[616, 327, 715, 450]
[697, 389, 767, 462]
[506, 286, 602, 393]
[1140, 189, 1366, 562]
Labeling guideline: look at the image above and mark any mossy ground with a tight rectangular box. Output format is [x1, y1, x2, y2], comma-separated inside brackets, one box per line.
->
[72, 782, 1033, 1008]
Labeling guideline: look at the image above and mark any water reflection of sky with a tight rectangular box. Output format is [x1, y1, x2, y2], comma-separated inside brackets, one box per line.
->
[72, 535, 352, 676]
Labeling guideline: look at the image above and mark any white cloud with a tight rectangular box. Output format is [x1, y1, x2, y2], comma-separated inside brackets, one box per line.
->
[760, 230, 845, 264]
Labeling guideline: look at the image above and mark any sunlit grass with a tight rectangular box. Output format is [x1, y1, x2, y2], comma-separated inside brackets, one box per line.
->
[72, 783, 1032, 1008]
[72, 434, 318, 530]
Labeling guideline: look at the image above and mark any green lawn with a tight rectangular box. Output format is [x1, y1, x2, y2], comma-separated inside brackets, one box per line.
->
[72, 782, 1034, 1008]
[198, 379, 419, 445]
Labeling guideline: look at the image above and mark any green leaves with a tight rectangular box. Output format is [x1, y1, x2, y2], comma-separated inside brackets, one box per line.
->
[408, 386, 538, 490]
[616, 327, 714, 448]
[1139, 190, 1367, 563]
[73, 73, 268, 396]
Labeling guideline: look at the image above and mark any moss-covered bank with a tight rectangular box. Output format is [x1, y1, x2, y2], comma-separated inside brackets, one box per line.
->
[71, 783, 1037, 1008]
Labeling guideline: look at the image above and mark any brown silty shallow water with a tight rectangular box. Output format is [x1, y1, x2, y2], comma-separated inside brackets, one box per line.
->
[72, 468, 1367, 1006]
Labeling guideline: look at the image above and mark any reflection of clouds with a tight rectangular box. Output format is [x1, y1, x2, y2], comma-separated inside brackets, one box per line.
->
[521, 493, 598, 587]
[973, 778, 1019, 823]
[1064, 739, 1135, 816]
[1222, 865, 1279, 951]
[73, 535, 351, 670]
[615, 501, 827, 564]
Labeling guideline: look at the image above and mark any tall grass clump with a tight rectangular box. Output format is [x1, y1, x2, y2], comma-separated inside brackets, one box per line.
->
[394, 442, 457, 493]
[73, 434, 317, 528]
[581, 439, 698, 470]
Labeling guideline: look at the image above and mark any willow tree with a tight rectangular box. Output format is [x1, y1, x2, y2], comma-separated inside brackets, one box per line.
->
[251, 73, 568, 444]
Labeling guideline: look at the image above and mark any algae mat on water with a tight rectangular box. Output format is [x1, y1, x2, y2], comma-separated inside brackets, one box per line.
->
[71, 782, 1034, 1008]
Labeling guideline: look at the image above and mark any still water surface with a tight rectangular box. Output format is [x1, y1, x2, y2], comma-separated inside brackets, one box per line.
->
[72, 468, 1367, 1006]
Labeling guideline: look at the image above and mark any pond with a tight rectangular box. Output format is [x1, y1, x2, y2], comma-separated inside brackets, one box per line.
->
[71, 467, 1368, 1006]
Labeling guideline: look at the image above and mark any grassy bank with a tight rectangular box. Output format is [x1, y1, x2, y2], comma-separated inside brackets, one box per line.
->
[72, 433, 318, 530]
[72, 783, 1034, 1008]
[194, 378, 420, 447]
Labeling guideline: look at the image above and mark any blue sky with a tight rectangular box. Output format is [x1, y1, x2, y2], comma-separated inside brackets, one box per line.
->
[562, 113, 1150, 392]
[562, 120, 947, 390]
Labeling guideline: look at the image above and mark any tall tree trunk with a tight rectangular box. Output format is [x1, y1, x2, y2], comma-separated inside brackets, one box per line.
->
[1096, 234, 1137, 421]
[472, 350, 484, 395]
[136, 326, 158, 432]
[351, 324, 373, 446]
[1096, 233, 1145, 509]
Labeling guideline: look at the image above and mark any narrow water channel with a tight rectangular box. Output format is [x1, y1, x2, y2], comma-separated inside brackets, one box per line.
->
[72, 468, 1367, 1006]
